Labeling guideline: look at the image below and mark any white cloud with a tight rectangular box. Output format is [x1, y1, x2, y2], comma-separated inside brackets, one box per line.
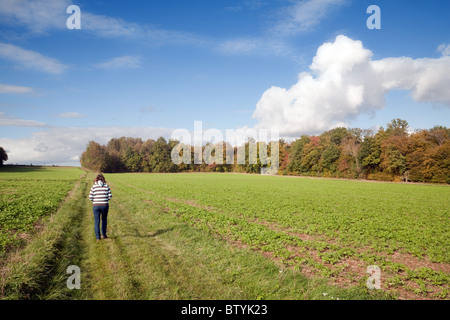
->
[57, 112, 85, 118]
[0, 0, 208, 46]
[217, 0, 348, 57]
[0, 42, 68, 74]
[95, 55, 142, 70]
[219, 38, 262, 54]
[34, 142, 49, 153]
[82, 11, 142, 38]
[252, 35, 450, 137]
[217, 37, 289, 56]
[81, 12, 209, 46]
[0, 0, 70, 32]
[0, 126, 174, 166]
[438, 44, 450, 56]
[272, 0, 349, 36]
[0, 0, 137, 38]
[0, 112, 48, 127]
[0, 83, 33, 94]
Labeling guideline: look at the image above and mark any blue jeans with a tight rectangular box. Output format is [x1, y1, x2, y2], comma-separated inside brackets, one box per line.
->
[93, 204, 109, 239]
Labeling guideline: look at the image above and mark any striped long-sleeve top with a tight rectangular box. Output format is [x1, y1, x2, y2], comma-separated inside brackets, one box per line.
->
[89, 181, 112, 205]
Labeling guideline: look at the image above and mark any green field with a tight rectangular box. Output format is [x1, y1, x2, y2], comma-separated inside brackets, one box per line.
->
[0, 167, 449, 300]
[0, 166, 83, 255]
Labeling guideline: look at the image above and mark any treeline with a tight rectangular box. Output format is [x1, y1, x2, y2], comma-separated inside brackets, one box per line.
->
[80, 119, 450, 184]
[80, 136, 277, 174]
[286, 119, 449, 183]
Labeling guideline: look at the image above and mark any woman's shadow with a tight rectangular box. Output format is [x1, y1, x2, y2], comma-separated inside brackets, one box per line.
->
[118, 227, 175, 239]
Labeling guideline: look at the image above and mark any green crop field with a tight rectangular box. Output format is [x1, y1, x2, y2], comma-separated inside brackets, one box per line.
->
[106, 173, 450, 299]
[0, 166, 83, 256]
[0, 167, 449, 300]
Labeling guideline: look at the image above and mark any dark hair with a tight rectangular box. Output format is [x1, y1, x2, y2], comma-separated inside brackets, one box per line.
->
[94, 173, 106, 183]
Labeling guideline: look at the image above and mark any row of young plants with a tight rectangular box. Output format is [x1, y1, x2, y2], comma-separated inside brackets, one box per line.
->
[108, 173, 449, 299]
[0, 181, 75, 255]
[0, 167, 82, 256]
[118, 173, 449, 262]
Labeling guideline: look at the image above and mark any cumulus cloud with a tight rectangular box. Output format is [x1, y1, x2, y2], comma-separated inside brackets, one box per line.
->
[252, 35, 450, 137]
[0, 126, 174, 166]
[0, 42, 68, 74]
[0, 83, 33, 94]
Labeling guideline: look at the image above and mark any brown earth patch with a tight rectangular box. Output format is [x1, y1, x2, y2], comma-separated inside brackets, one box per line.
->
[252, 218, 450, 275]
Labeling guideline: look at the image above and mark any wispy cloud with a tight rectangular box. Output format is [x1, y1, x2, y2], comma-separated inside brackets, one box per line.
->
[57, 112, 85, 118]
[438, 44, 450, 56]
[82, 11, 142, 38]
[0, 83, 33, 94]
[217, 0, 349, 56]
[217, 37, 289, 56]
[272, 0, 349, 36]
[0, 0, 70, 33]
[218, 38, 263, 54]
[95, 55, 142, 70]
[0, 112, 48, 127]
[0, 42, 68, 74]
[0, 0, 209, 47]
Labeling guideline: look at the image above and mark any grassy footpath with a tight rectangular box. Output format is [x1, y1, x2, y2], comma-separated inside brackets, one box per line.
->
[1, 169, 389, 300]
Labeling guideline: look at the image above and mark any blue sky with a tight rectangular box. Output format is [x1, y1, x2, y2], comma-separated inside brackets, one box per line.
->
[0, 0, 449, 165]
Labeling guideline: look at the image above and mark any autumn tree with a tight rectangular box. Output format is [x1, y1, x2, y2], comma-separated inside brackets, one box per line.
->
[287, 135, 311, 174]
[80, 141, 108, 172]
[358, 128, 385, 177]
[300, 137, 321, 175]
[340, 129, 363, 177]
[278, 139, 290, 174]
[407, 127, 450, 183]
[379, 119, 410, 179]
[386, 118, 409, 137]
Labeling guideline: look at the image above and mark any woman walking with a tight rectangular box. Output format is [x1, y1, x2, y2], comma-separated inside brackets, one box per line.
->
[89, 173, 112, 241]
